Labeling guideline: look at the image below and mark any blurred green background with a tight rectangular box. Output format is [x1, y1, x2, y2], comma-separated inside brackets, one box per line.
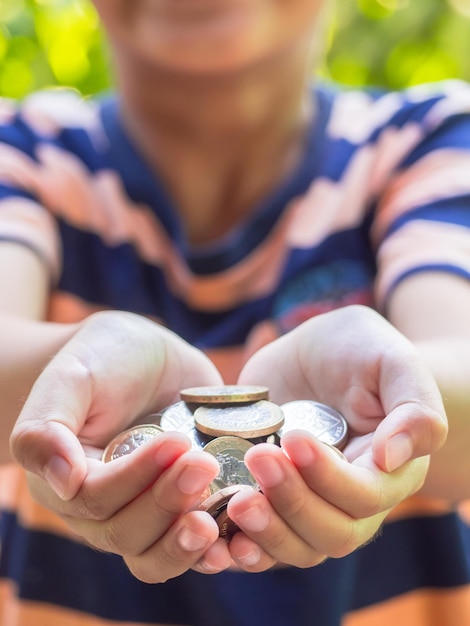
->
[0, 0, 469, 99]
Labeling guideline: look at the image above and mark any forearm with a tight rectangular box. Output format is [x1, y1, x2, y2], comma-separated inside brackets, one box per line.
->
[413, 337, 470, 501]
[385, 273, 470, 501]
[0, 314, 80, 463]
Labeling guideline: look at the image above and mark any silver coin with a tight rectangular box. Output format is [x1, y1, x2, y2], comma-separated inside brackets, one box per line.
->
[180, 385, 269, 405]
[194, 400, 284, 439]
[102, 424, 164, 463]
[278, 400, 348, 449]
[136, 412, 162, 427]
[203, 436, 258, 494]
[159, 401, 209, 448]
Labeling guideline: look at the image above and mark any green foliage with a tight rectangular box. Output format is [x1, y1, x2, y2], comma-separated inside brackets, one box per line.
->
[0, 0, 469, 98]
[323, 0, 470, 88]
[0, 0, 109, 98]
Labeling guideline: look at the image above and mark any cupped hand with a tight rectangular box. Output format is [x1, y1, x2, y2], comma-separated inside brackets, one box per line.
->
[238, 304, 448, 472]
[9, 310, 238, 582]
[27, 431, 239, 582]
[226, 433, 426, 570]
[227, 305, 448, 570]
[10, 310, 223, 500]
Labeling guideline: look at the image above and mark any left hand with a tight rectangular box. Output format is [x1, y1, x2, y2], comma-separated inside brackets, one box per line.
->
[224, 305, 447, 571]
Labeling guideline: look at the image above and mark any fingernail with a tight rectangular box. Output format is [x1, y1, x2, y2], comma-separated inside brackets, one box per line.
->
[248, 455, 284, 488]
[177, 525, 209, 552]
[286, 437, 315, 467]
[237, 547, 261, 567]
[197, 558, 224, 573]
[154, 439, 187, 469]
[236, 504, 270, 532]
[385, 433, 413, 472]
[44, 455, 72, 500]
[177, 466, 215, 495]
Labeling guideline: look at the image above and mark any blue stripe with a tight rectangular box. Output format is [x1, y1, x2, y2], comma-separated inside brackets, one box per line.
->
[382, 264, 470, 315]
[383, 196, 470, 239]
[0, 185, 36, 202]
[1, 510, 469, 626]
[399, 115, 470, 169]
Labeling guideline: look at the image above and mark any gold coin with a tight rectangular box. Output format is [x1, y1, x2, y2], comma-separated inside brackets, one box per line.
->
[102, 424, 164, 463]
[180, 385, 269, 405]
[199, 484, 254, 540]
[321, 441, 348, 460]
[203, 436, 258, 494]
[194, 400, 284, 439]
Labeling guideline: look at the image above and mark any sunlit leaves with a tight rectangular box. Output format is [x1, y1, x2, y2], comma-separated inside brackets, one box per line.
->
[0, 0, 469, 97]
[0, 0, 108, 97]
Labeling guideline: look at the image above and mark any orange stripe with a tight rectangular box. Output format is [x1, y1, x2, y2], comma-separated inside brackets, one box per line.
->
[0, 143, 40, 189]
[47, 291, 111, 323]
[204, 345, 246, 385]
[0, 197, 61, 281]
[385, 494, 455, 523]
[375, 220, 470, 306]
[458, 500, 470, 525]
[0, 579, 182, 626]
[372, 149, 470, 245]
[344, 586, 470, 626]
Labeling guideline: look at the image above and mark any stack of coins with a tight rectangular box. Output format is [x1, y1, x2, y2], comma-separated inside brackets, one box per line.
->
[102, 385, 349, 540]
[175, 385, 283, 540]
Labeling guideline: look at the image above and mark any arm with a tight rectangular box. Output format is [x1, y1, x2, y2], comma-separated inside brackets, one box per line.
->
[5, 242, 242, 581]
[0, 242, 79, 462]
[387, 271, 470, 500]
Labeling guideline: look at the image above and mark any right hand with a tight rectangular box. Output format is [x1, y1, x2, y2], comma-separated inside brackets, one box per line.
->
[9, 310, 236, 582]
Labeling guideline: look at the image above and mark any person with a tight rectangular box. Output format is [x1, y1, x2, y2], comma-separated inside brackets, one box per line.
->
[1, 0, 470, 624]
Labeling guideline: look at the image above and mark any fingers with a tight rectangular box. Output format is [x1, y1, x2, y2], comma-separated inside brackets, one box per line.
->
[192, 537, 236, 574]
[125, 512, 228, 583]
[228, 532, 277, 572]
[371, 401, 447, 472]
[12, 418, 89, 502]
[27, 432, 195, 517]
[281, 431, 429, 515]
[28, 442, 230, 584]
[226, 437, 428, 568]
[228, 487, 327, 567]
[49, 449, 220, 551]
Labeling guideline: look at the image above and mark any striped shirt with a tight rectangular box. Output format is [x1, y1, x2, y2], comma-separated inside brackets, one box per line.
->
[0, 81, 470, 625]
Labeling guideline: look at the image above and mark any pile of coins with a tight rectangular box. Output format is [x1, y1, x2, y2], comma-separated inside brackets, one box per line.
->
[102, 385, 348, 540]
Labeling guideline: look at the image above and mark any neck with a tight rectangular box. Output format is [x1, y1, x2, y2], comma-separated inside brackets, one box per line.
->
[114, 43, 316, 244]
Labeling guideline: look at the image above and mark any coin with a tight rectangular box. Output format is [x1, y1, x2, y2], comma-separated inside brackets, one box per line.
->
[180, 385, 269, 405]
[248, 432, 280, 446]
[194, 400, 284, 439]
[136, 412, 162, 427]
[102, 424, 165, 463]
[278, 400, 348, 449]
[321, 441, 348, 460]
[159, 401, 210, 448]
[199, 484, 254, 540]
[203, 436, 258, 494]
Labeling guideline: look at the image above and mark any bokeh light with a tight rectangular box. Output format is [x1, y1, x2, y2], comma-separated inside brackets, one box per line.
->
[0, 0, 469, 98]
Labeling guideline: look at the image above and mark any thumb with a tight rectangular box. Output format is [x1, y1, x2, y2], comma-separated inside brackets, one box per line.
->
[10, 356, 91, 501]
